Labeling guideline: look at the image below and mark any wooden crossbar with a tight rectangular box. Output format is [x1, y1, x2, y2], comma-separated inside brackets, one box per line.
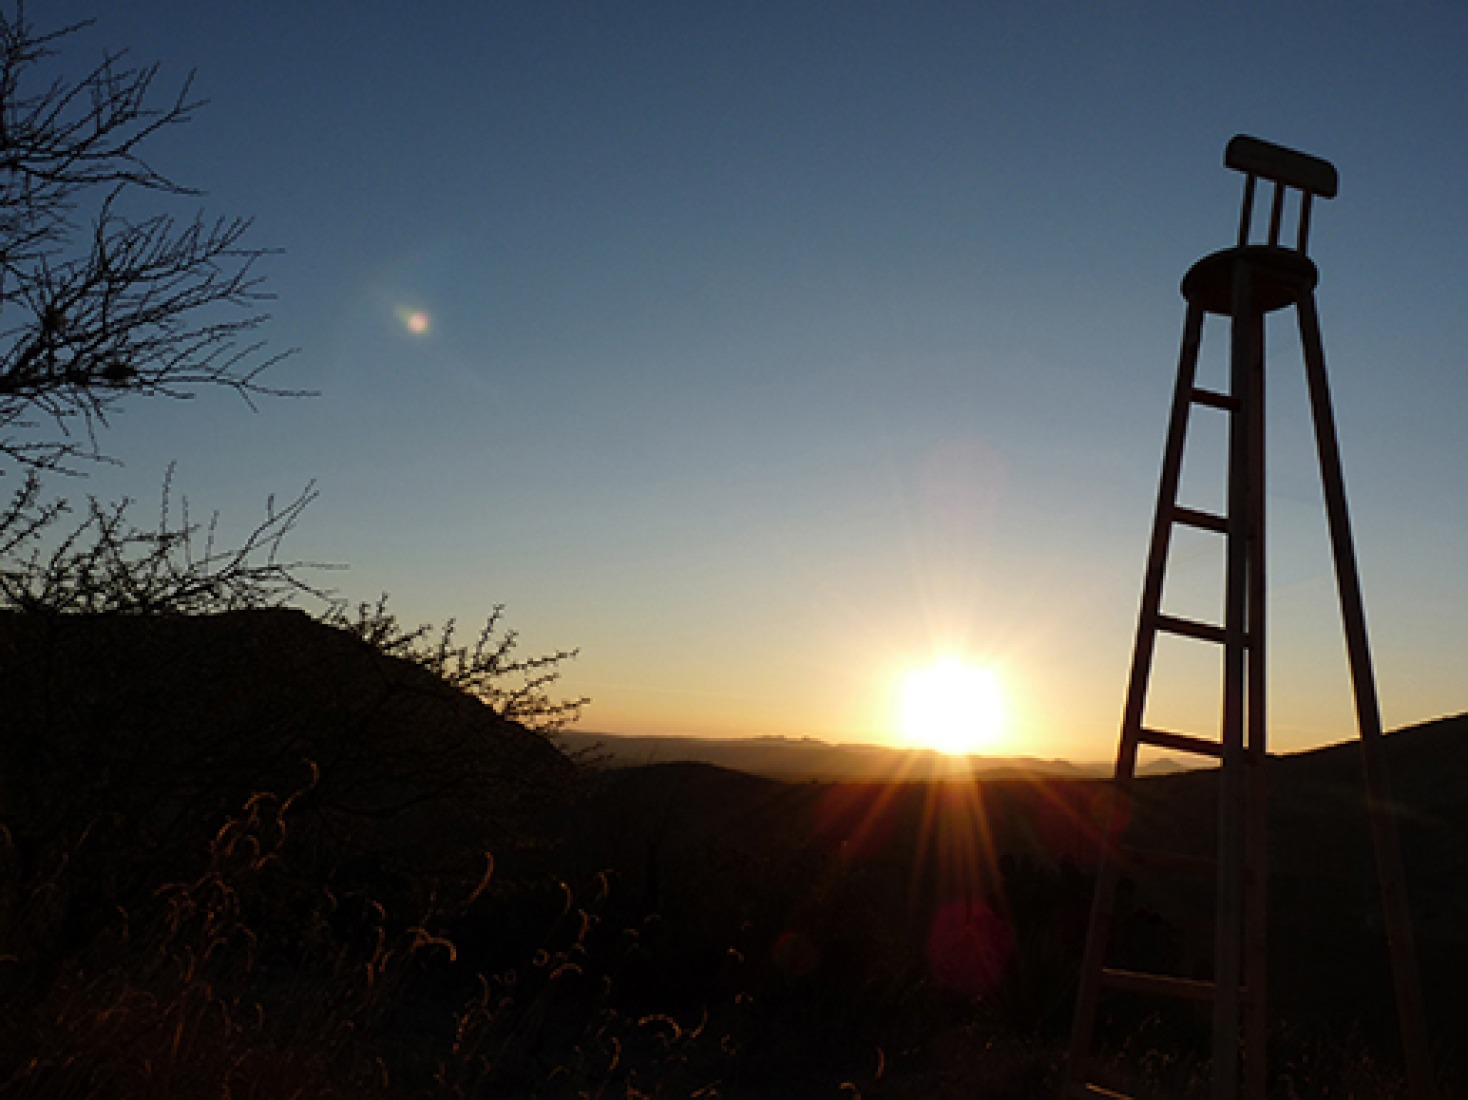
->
[1225, 134, 1338, 199]
[1100, 967, 1219, 1002]
[1139, 726, 1225, 758]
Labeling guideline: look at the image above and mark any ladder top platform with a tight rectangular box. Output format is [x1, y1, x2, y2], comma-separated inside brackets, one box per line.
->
[1181, 244, 1318, 316]
[1226, 135, 1338, 199]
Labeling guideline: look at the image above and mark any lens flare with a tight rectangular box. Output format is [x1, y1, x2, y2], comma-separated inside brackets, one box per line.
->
[926, 898, 1014, 996]
[396, 306, 431, 335]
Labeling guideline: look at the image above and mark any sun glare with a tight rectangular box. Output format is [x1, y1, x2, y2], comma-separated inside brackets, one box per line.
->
[898, 658, 1006, 756]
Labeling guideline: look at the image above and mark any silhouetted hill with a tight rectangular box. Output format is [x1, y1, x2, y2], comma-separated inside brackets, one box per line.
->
[559, 714, 1468, 1087]
[1, 607, 1463, 1096]
[556, 729, 1186, 780]
[0, 608, 609, 1098]
[561, 715, 1468, 894]
[0, 608, 570, 887]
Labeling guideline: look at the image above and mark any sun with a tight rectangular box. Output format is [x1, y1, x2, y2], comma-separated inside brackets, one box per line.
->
[898, 658, 1007, 756]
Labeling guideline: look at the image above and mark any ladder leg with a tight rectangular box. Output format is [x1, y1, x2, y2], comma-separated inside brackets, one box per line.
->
[1065, 301, 1208, 1092]
[1121, 299, 1210, 778]
[1214, 268, 1258, 1100]
[1297, 292, 1436, 1100]
[1244, 306, 1268, 1100]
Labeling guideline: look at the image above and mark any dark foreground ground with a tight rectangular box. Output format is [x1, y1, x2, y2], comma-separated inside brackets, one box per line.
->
[2, 610, 1464, 1097]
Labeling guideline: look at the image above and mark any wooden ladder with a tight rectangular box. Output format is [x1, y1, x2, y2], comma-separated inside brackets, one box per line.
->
[1063, 136, 1434, 1100]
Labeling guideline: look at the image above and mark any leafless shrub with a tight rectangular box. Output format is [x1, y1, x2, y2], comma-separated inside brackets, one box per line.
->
[0, 467, 334, 614]
[335, 596, 588, 734]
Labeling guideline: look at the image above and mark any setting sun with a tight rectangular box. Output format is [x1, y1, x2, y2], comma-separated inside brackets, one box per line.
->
[898, 659, 1007, 756]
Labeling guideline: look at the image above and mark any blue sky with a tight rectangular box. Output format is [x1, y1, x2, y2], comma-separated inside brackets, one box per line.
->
[39, 2, 1468, 758]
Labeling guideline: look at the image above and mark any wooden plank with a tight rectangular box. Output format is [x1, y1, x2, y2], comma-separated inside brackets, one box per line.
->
[1155, 613, 1228, 645]
[1139, 726, 1224, 758]
[1101, 967, 1217, 1002]
[1191, 386, 1239, 411]
[1073, 1083, 1133, 1100]
[1225, 134, 1338, 198]
[1172, 505, 1228, 534]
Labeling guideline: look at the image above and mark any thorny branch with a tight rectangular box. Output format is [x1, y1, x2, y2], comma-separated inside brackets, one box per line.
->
[0, 468, 335, 614]
[336, 597, 589, 734]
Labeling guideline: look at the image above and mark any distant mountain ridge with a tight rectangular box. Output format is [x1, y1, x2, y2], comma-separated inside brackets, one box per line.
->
[553, 729, 1186, 780]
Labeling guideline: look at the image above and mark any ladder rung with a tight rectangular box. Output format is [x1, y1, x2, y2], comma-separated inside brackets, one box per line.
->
[1071, 1084, 1133, 1100]
[1138, 726, 1224, 758]
[1123, 844, 1217, 876]
[1190, 386, 1239, 411]
[1154, 613, 1229, 645]
[1100, 967, 1217, 1002]
[1171, 505, 1228, 534]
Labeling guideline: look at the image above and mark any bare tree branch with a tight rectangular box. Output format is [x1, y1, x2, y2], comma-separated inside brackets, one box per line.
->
[0, 4, 299, 472]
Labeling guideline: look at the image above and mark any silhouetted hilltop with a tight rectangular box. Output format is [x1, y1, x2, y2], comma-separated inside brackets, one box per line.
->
[0, 608, 570, 883]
